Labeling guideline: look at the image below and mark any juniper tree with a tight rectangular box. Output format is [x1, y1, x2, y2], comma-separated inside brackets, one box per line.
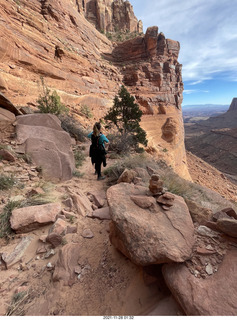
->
[104, 85, 147, 150]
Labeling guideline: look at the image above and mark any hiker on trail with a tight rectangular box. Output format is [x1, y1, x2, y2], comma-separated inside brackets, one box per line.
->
[88, 122, 109, 180]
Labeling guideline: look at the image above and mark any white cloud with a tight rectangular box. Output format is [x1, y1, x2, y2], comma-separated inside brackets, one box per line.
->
[184, 89, 209, 95]
[133, 0, 237, 82]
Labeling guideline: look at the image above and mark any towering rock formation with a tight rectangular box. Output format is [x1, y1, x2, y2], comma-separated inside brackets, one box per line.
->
[0, 0, 189, 179]
[83, 0, 143, 33]
[109, 26, 187, 178]
[228, 97, 237, 113]
[111, 26, 183, 111]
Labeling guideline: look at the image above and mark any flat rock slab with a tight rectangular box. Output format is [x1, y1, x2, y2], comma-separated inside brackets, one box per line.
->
[162, 248, 237, 315]
[107, 183, 195, 266]
[216, 218, 237, 237]
[53, 243, 81, 286]
[10, 203, 61, 233]
[69, 191, 93, 217]
[2, 236, 34, 268]
[88, 190, 106, 208]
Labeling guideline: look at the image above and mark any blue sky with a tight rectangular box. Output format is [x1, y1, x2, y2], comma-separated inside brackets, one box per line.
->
[130, 0, 237, 106]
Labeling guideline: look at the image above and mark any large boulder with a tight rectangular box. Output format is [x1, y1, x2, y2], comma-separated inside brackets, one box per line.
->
[10, 203, 61, 233]
[107, 183, 195, 266]
[162, 249, 237, 315]
[15, 114, 75, 182]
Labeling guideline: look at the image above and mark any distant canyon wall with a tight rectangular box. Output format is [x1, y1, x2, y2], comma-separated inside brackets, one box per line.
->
[0, 0, 190, 179]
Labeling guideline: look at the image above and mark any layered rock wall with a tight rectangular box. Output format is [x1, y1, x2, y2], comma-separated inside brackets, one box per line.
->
[110, 26, 188, 178]
[111, 26, 183, 111]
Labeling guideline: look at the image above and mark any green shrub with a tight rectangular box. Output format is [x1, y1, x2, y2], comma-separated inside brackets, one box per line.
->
[74, 149, 86, 168]
[37, 77, 68, 115]
[80, 105, 93, 118]
[0, 174, 16, 190]
[73, 170, 84, 178]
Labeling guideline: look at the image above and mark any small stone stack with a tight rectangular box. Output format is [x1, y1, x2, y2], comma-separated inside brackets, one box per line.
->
[157, 192, 175, 210]
[149, 174, 163, 195]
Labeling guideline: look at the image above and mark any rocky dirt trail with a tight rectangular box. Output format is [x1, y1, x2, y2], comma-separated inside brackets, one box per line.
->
[0, 131, 182, 316]
[1, 124, 237, 316]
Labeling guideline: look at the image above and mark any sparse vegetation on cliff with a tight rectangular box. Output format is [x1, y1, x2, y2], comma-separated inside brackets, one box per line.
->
[37, 77, 68, 115]
[79, 104, 93, 119]
[105, 30, 143, 43]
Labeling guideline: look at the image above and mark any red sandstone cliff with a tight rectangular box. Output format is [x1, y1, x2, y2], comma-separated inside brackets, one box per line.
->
[83, 0, 143, 33]
[0, 0, 190, 179]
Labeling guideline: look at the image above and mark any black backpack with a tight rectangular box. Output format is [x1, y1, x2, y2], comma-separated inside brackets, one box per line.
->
[89, 134, 106, 157]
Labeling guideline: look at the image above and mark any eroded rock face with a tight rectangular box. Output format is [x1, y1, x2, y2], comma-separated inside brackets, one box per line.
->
[84, 0, 143, 33]
[112, 27, 183, 111]
[107, 183, 195, 266]
[162, 249, 237, 316]
[162, 117, 178, 143]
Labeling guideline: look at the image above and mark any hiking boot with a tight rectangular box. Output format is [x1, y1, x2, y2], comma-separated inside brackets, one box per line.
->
[97, 176, 105, 181]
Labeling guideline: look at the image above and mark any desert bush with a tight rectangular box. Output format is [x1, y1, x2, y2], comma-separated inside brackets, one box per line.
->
[59, 114, 87, 142]
[17, 153, 32, 164]
[73, 170, 84, 178]
[106, 133, 135, 154]
[6, 290, 32, 316]
[80, 105, 93, 118]
[0, 201, 20, 238]
[37, 77, 68, 115]
[74, 149, 86, 168]
[104, 153, 153, 185]
[0, 174, 16, 190]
